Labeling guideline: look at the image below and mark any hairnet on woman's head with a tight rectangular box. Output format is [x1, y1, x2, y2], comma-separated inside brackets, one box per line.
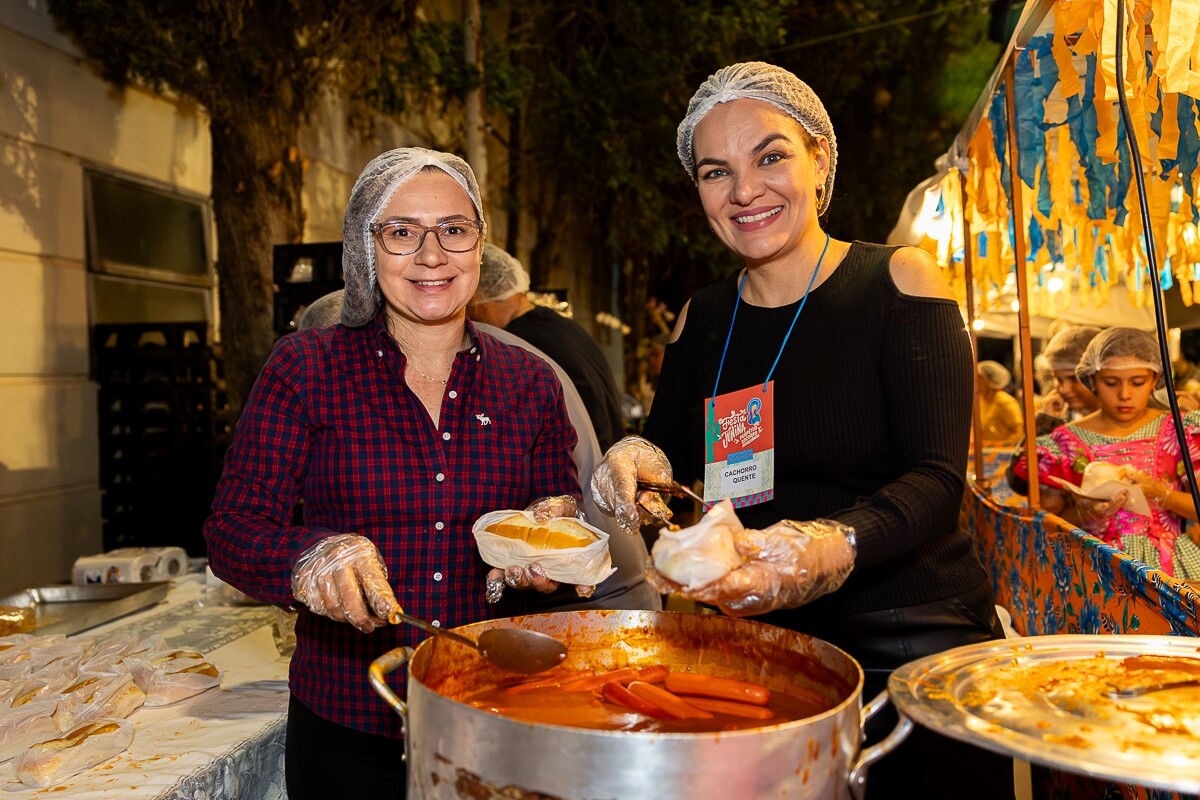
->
[475, 243, 530, 304]
[1074, 327, 1163, 390]
[1041, 325, 1102, 372]
[676, 61, 837, 215]
[977, 360, 1012, 391]
[341, 147, 485, 327]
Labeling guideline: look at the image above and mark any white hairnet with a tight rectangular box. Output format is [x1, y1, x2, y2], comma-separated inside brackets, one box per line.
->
[676, 61, 837, 215]
[1074, 327, 1163, 390]
[977, 360, 1012, 391]
[341, 147, 486, 327]
[297, 290, 344, 331]
[1041, 325, 1102, 372]
[476, 243, 530, 304]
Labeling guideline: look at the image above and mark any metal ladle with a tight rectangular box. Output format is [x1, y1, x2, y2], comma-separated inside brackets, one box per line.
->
[390, 610, 567, 674]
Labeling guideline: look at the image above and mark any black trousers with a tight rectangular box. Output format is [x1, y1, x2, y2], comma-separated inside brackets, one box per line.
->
[285, 696, 406, 800]
[799, 582, 1016, 800]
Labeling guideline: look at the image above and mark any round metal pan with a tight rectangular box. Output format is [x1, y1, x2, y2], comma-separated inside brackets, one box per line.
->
[888, 634, 1200, 793]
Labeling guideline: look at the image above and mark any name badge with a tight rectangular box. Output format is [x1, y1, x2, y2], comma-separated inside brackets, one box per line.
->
[702, 382, 775, 508]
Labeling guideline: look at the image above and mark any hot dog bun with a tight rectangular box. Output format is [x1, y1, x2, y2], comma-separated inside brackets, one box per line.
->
[484, 514, 598, 550]
[15, 719, 133, 787]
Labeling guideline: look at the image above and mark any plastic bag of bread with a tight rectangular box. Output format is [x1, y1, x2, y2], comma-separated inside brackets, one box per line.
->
[0, 634, 34, 666]
[0, 699, 58, 763]
[125, 650, 221, 706]
[0, 605, 35, 637]
[472, 510, 615, 586]
[52, 672, 145, 730]
[14, 718, 133, 787]
[77, 630, 145, 674]
[650, 499, 745, 590]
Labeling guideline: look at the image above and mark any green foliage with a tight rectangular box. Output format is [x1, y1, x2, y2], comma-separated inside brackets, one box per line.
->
[503, 0, 800, 296]
[464, 1, 994, 307]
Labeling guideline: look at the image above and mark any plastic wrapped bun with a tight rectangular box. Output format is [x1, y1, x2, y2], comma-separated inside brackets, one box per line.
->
[125, 650, 222, 706]
[0, 699, 58, 763]
[650, 499, 745, 589]
[15, 718, 134, 788]
[473, 510, 615, 586]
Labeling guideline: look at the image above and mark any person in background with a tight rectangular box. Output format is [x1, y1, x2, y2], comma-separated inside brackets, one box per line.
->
[632, 332, 669, 416]
[204, 147, 587, 799]
[589, 61, 1011, 799]
[1034, 326, 1102, 425]
[976, 360, 1023, 444]
[296, 289, 346, 331]
[1011, 327, 1200, 579]
[467, 243, 627, 451]
[1006, 325, 1101, 495]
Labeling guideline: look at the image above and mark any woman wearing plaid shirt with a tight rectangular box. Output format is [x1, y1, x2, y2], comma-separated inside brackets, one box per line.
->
[204, 148, 583, 799]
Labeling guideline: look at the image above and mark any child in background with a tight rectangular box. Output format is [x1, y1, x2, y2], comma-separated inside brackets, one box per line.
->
[1012, 327, 1200, 579]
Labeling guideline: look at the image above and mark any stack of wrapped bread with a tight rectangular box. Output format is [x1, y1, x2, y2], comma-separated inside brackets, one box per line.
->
[0, 630, 222, 787]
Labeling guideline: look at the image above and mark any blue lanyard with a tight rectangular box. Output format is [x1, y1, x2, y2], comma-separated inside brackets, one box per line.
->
[710, 233, 831, 405]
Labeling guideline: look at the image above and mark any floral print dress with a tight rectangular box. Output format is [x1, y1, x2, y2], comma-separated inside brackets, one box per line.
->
[1012, 411, 1200, 580]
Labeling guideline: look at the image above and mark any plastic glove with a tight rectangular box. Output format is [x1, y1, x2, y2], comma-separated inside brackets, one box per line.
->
[484, 564, 596, 604]
[1124, 469, 1172, 511]
[291, 534, 402, 633]
[1072, 491, 1129, 531]
[590, 436, 674, 535]
[525, 494, 583, 523]
[646, 519, 856, 617]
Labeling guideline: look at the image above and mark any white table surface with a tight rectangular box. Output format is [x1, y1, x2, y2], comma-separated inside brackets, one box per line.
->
[1, 573, 290, 800]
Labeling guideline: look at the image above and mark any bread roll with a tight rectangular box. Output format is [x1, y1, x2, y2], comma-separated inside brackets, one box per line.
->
[15, 719, 133, 787]
[483, 514, 598, 550]
[485, 514, 537, 541]
[542, 518, 600, 549]
[53, 673, 145, 729]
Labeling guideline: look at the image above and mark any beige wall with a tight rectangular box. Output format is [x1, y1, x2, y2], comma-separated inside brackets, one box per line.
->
[0, 1, 212, 594]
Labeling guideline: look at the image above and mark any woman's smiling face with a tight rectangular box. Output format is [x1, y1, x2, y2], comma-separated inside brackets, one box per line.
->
[692, 99, 828, 265]
[373, 168, 482, 328]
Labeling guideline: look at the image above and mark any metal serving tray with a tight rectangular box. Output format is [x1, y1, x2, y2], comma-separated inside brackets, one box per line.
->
[889, 634, 1200, 794]
[0, 582, 169, 637]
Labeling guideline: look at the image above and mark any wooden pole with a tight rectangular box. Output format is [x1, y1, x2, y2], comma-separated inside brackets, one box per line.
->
[1003, 53, 1039, 510]
[959, 171, 985, 491]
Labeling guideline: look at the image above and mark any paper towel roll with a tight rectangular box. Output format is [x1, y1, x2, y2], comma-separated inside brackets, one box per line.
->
[72, 550, 160, 584]
[150, 547, 188, 579]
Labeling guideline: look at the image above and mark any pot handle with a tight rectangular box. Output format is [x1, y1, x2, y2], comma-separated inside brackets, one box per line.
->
[847, 690, 914, 800]
[368, 646, 413, 741]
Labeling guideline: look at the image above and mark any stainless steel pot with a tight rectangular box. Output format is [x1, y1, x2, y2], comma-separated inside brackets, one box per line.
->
[370, 609, 910, 799]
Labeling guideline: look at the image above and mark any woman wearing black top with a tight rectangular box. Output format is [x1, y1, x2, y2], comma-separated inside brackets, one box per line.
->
[590, 62, 1013, 799]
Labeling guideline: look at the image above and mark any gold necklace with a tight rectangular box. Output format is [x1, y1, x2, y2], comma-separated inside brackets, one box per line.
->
[407, 364, 448, 385]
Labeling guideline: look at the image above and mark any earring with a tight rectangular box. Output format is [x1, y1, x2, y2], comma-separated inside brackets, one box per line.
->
[815, 184, 825, 206]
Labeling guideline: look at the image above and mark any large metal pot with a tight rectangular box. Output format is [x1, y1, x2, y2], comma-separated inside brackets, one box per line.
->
[370, 609, 910, 799]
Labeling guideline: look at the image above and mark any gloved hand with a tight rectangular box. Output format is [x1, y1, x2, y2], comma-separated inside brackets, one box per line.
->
[291, 534, 402, 633]
[590, 436, 675, 535]
[646, 519, 857, 617]
[1124, 469, 1172, 511]
[525, 494, 583, 522]
[485, 494, 594, 603]
[1072, 491, 1129, 531]
[1038, 391, 1067, 419]
[484, 564, 596, 604]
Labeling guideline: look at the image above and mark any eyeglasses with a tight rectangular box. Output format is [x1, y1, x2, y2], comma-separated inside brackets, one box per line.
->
[368, 219, 483, 256]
